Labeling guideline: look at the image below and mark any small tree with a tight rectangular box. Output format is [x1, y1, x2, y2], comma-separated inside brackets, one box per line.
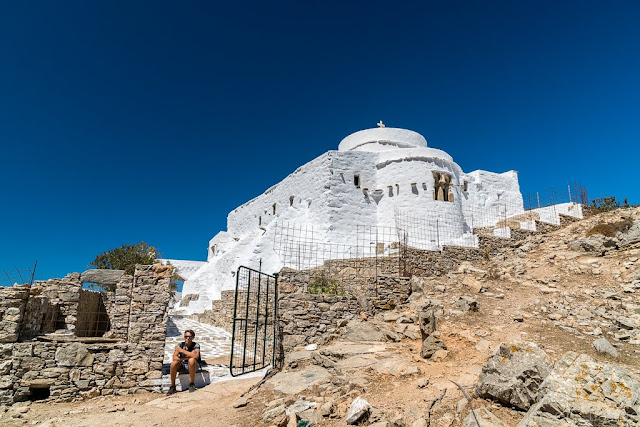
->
[88, 241, 158, 275]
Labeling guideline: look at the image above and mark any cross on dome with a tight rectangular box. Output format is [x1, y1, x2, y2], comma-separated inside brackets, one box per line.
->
[377, 120, 385, 128]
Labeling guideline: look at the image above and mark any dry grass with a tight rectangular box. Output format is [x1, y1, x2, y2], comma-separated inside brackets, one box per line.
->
[585, 217, 633, 237]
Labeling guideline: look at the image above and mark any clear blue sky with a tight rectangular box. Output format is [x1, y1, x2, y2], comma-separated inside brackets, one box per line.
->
[1, 1, 639, 281]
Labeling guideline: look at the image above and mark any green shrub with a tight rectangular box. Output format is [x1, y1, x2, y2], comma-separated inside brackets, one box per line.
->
[308, 275, 345, 295]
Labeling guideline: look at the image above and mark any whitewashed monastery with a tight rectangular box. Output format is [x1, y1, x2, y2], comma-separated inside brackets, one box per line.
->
[172, 125, 581, 314]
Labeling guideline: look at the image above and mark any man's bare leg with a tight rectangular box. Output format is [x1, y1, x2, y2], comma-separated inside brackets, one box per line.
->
[188, 358, 197, 384]
[170, 360, 180, 386]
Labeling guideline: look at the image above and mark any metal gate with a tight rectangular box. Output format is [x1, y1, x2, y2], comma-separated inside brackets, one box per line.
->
[230, 266, 278, 376]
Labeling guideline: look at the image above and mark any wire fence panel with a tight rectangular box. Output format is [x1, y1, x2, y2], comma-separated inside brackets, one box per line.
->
[0, 263, 37, 287]
[273, 184, 586, 285]
[230, 266, 277, 377]
[274, 222, 403, 282]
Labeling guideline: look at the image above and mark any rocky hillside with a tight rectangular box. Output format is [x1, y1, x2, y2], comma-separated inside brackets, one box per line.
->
[236, 207, 640, 426]
[3, 207, 640, 426]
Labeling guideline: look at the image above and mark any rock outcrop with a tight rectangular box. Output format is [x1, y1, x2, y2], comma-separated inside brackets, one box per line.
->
[477, 342, 553, 410]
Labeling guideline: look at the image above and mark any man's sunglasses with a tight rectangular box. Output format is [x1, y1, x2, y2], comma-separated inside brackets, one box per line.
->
[184, 335, 193, 338]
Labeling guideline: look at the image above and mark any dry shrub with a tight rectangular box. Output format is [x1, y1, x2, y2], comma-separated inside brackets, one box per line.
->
[586, 218, 633, 237]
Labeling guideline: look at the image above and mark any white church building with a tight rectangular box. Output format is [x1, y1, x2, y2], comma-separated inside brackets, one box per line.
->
[172, 125, 580, 314]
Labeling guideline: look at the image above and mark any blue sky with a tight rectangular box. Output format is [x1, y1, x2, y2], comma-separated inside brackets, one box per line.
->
[1, 1, 639, 282]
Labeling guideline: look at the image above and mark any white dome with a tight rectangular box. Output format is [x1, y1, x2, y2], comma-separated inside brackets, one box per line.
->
[338, 127, 428, 152]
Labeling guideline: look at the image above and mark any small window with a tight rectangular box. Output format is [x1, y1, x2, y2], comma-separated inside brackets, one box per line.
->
[463, 181, 468, 192]
[354, 174, 360, 188]
[259, 216, 262, 226]
[388, 186, 393, 196]
[289, 196, 294, 206]
[272, 203, 276, 214]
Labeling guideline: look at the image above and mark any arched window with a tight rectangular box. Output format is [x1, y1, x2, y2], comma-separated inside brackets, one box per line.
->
[432, 172, 454, 202]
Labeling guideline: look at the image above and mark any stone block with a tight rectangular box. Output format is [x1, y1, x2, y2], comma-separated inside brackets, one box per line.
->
[80, 269, 125, 285]
[74, 379, 91, 390]
[93, 363, 116, 377]
[41, 367, 69, 378]
[21, 378, 55, 388]
[124, 359, 148, 375]
[21, 357, 45, 371]
[12, 343, 33, 357]
[55, 343, 94, 367]
[107, 349, 128, 363]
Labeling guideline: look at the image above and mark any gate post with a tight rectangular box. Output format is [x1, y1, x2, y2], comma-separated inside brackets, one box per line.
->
[272, 272, 285, 370]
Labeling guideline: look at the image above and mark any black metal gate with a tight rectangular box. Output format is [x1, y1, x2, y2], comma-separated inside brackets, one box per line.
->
[230, 266, 278, 376]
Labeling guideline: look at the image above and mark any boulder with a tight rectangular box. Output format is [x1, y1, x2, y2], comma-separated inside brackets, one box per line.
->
[477, 342, 553, 410]
[418, 307, 436, 340]
[269, 365, 332, 395]
[343, 320, 391, 342]
[55, 342, 94, 367]
[592, 338, 619, 357]
[456, 296, 479, 312]
[568, 235, 617, 254]
[346, 397, 371, 425]
[517, 352, 640, 426]
[619, 220, 640, 248]
[420, 333, 447, 359]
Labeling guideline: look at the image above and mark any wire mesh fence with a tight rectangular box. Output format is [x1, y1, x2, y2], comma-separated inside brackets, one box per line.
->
[273, 184, 586, 284]
[0, 262, 37, 287]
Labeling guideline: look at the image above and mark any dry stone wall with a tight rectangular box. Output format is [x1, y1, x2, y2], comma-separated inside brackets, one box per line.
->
[279, 292, 360, 349]
[0, 264, 172, 405]
[191, 289, 236, 332]
[0, 287, 29, 343]
[276, 270, 412, 350]
[0, 340, 164, 405]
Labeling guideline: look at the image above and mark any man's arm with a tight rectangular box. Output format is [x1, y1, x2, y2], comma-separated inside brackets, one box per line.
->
[176, 344, 200, 359]
[172, 346, 181, 362]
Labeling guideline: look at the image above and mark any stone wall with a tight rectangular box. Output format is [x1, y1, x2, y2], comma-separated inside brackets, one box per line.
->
[279, 292, 360, 349]
[0, 286, 29, 342]
[108, 275, 133, 340]
[126, 265, 172, 342]
[0, 264, 172, 404]
[31, 274, 83, 335]
[276, 270, 412, 350]
[0, 340, 164, 405]
[191, 289, 236, 332]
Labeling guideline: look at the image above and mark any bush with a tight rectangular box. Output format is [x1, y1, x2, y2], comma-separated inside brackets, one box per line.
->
[308, 275, 345, 295]
[586, 218, 633, 238]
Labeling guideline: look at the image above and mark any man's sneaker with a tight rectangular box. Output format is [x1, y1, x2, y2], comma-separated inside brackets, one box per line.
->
[166, 385, 177, 396]
[189, 383, 196, 393]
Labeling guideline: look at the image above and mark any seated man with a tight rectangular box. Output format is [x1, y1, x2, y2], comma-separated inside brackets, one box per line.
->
[167, 329, 201, 395]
